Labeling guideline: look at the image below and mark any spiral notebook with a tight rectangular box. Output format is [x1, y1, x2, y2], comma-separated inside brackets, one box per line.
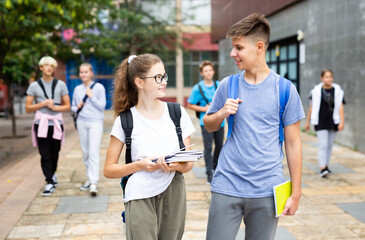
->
[273, 180, 292, 218]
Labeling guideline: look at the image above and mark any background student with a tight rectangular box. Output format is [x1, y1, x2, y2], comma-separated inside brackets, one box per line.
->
[25, 56, 70, 196]
[71, 63, 106, 195]
[187, 60, 224, 184]
[203, 13, 305, 240]
[104, 54, 195, 240]
[305, 69, 345, 177]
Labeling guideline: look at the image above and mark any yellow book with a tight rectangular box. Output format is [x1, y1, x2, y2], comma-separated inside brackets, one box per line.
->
[273, 180, 292, 218]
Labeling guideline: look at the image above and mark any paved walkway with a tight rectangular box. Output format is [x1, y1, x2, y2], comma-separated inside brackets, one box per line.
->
[0, 109, 365, 239]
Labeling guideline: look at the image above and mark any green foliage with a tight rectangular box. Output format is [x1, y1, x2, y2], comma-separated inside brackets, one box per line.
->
[0, 0, 111, 84]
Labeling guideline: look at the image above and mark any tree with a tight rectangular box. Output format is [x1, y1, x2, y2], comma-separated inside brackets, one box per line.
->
[0, 0, 111, 136]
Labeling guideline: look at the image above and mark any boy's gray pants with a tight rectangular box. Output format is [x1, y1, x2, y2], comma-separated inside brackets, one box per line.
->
[125, 172, 186, 240]
[206, 192, 279, 240]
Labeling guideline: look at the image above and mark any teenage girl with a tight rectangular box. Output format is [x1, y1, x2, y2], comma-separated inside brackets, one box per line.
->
[71, 63, 106, 195]
[104, 54, 195, 240]
[305, 69, 345, 177]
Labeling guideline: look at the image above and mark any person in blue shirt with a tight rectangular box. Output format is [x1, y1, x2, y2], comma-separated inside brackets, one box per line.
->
[203, 13, 305, 240]
[187, 61, 224, 184]
[71, 63, 106, 196]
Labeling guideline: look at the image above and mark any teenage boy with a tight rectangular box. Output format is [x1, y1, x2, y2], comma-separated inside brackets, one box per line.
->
[26, 56, 70, 196]
[187, 61, 224, 184]
[203, 13, 305, 240]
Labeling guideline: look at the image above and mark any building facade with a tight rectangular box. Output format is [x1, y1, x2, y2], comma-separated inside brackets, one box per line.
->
[212, 0, 365, 152]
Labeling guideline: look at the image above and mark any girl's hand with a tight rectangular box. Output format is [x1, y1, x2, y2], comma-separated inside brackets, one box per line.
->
[77, 101, 84, 109]
[86, 88, 93, 98]
[137, 157, 160, 172]
[156, 156, 180, 172]
[305, 123, 310, 131]
[338, 122, 344, 131]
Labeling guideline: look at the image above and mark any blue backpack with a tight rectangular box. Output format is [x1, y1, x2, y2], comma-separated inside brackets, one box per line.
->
[226, 73, 291, 145]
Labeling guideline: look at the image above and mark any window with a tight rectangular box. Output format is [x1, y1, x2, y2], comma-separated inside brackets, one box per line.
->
[266, 37, 300, 91]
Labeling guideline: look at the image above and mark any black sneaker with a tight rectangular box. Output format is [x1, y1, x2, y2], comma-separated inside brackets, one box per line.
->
[320, 169, 329, 178]
[80, 181, 91, 191]
[325, 166, 332, 173]
[207, 174, 213, 185]
[42, 183, 55, 196]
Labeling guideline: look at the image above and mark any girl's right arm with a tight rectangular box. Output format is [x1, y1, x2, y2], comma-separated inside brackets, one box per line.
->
[103, 136, 160, 178]
[305, 102, 312, 131]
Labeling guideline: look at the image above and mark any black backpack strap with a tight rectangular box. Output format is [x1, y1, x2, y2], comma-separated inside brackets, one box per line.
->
[120, 109, 133, 164]
[77, 82, 97, 114]
[197, 83, 209, 105]
[214, 80, 217, 89]
[37, 78, 58, 100]
[167, 102, 185, 150]
[37, 79, 49, 99]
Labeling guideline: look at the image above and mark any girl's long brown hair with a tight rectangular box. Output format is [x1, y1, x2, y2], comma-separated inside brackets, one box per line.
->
[113, 54, 162, 117]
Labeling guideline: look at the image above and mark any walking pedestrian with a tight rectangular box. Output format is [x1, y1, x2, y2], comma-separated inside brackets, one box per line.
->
[187, 60, 224, 184]
[25, 56, 70, 196]
[71, 63, 106, 195]
[104, 54, 195, 240]
[203, 13, 305, 240]
[305, 69, 345, 177]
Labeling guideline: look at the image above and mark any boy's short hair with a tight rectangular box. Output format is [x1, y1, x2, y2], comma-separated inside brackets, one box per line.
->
[226, 13, 271, 50]
[199, 60, 214, 72]
[38, 56, 58, 68]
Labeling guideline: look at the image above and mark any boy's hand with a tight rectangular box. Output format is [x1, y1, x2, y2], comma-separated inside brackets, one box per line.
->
[221, 98, 242, 118]
[281, 195, 300, 217]
[43, 99, 54, 108]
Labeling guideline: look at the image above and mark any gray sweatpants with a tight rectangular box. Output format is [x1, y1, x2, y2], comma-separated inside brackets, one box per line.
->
[206, 192, 278, 240]
[316, 129, 336, 168]
[125, 172, 186, 240]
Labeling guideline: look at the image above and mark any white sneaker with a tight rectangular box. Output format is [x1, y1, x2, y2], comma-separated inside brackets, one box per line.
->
[80, 181, 91, 191]
[52, 174, 58, 186]
[90, 184, 98, 196]
[42, 183, 55, 196]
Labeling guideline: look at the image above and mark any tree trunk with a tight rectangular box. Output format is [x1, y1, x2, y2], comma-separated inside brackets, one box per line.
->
[6, 80, 17, 137]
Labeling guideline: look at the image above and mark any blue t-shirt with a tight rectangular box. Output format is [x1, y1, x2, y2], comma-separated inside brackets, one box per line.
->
[188, 80, 224, 127]
[207, 70, 305, 198]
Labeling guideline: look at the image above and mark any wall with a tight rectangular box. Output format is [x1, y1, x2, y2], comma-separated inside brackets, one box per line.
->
[216, 0, 365, 152]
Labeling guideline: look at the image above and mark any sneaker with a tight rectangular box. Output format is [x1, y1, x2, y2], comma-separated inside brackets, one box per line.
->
[90, 184, 98, 196]
[320, 168, 329, 178]
[207, 174, 213, 185]
[325, 166, 332, 173]
[52, 174, 58, 186]
[80, 181, 91, 191]
[42, 183, 55, 196]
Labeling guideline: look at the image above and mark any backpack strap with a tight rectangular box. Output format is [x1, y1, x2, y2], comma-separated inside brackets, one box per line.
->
[226, 73, 240, 138]
[120, 109, 133, 165]
[197, 83, 209, 105]
[77, 82, 97, 114]
[167, 102, 185, 150]
[279, 76, 291, 144]
[37, 78, 58, 99]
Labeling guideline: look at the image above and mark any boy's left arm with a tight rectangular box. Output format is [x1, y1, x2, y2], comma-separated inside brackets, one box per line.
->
[51, 94, 71, 112]
[282, 121, 302, 216]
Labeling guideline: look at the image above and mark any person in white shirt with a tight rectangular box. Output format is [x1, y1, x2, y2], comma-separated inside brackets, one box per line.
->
[305, 69, 345, 177]
[104, 54, 195, 240]
[71, 63, 106, 195]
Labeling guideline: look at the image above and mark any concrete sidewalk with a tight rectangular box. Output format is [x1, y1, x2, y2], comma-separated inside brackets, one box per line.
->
[0, 109, 365, 239]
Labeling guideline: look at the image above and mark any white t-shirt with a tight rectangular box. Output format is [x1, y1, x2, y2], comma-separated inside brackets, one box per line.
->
[111, 102, 195, 202]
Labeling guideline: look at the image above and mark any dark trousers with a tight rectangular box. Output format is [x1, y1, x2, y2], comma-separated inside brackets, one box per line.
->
[201, 126, 224, 176]
[34, 124, 63, 184]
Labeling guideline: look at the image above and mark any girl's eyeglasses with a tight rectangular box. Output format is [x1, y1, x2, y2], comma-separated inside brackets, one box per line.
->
[140, 73, 168, 84]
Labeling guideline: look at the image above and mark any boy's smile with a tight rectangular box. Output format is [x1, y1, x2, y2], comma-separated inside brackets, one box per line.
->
[230, 37, 257, 71]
